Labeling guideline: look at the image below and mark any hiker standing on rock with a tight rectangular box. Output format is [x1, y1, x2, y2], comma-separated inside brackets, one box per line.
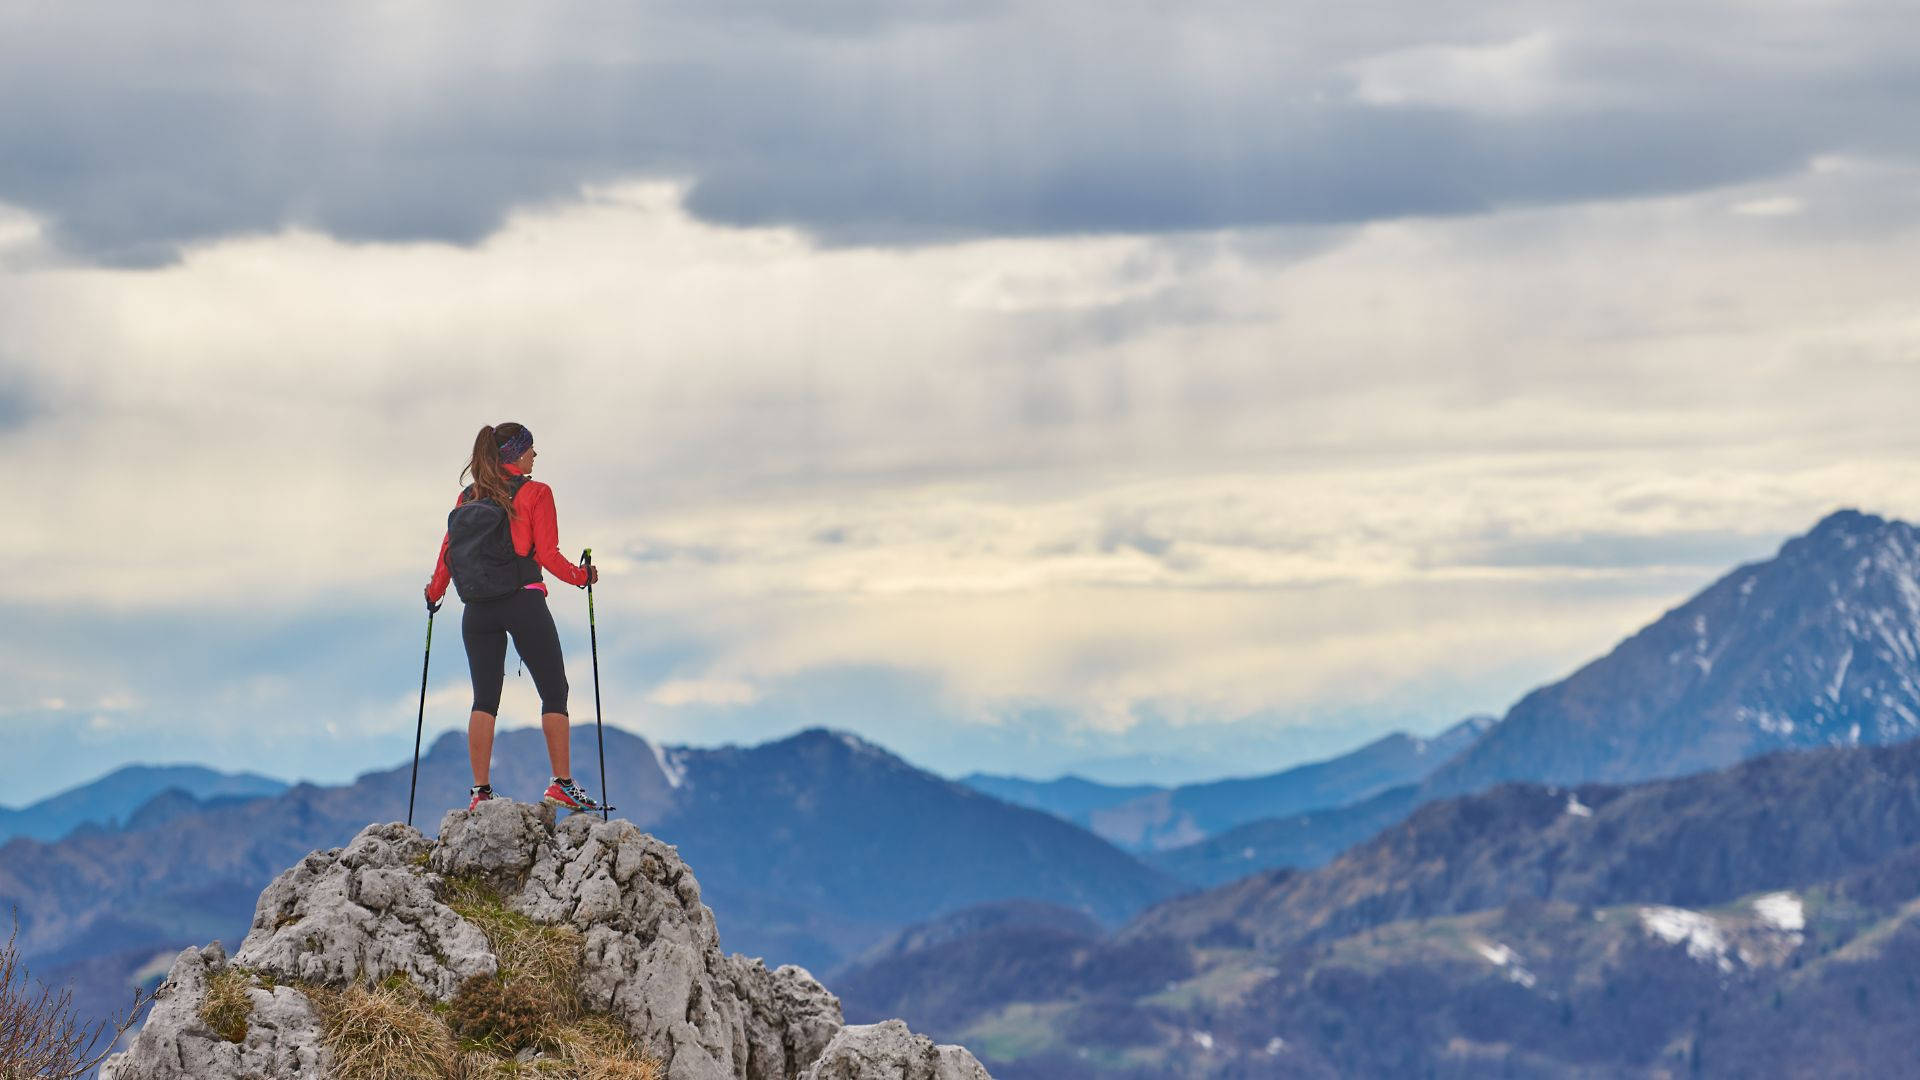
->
[425, 422, 607, 813]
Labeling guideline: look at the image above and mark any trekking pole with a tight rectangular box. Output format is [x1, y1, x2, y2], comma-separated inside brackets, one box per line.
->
[582, 548, 609, 821]
[408, 605, 436, 828]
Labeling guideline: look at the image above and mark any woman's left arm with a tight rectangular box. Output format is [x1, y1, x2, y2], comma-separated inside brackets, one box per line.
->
[527, 483, 592, 587]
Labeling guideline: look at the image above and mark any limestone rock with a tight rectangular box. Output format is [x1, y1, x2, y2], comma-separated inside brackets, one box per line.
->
[235, 820, 496, 999]
[799, 1021, 994, 1080]
[429, 796, 553, 889]
[102, 942, 329, 1080]
[444, 802, 844, 1080]
[103, 799, 993, 1080]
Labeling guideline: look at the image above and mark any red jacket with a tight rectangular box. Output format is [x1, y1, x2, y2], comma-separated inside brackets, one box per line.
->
[427, 463, 590, 602]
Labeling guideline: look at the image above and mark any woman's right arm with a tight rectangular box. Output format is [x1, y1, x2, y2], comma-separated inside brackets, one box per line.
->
[426, 489, 461, 607]
[427, 531, 452, 607]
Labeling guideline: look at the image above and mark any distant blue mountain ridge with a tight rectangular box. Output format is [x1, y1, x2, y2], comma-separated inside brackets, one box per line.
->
[0, 764, 287, 843]
[956, 774, 1165, 823]
[962, 714, 1493, 852]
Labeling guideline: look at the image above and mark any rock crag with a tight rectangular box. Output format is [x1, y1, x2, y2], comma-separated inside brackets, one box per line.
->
[103, 800, 991, 1080]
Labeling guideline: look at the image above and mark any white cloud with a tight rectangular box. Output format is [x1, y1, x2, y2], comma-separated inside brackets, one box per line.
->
[1349, 32, 1570, 114]
[1731, 196, 1805, 217]
[646, 678, 761, 707]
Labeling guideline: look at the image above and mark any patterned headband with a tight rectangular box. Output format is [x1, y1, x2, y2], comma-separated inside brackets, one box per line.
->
[497, 427, 534, 463]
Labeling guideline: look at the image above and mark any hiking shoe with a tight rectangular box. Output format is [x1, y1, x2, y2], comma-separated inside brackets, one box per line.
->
[467, 784, 495, 811]
[542, 777, 606, 813]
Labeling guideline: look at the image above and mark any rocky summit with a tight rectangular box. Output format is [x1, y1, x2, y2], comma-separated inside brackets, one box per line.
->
[102, 800, 992, 1080]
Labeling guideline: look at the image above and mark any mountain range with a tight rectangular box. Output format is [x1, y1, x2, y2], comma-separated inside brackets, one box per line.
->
[0, 765, 286, 844]
[1137, 508, 1920, 888]
[843, 735, 1920, 1077]
[963, 715, 1491, 853]
[1426, 508, 1920, 794]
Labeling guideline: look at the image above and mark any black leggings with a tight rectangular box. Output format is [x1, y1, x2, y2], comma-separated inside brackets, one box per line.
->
[462, 588, 569, 716]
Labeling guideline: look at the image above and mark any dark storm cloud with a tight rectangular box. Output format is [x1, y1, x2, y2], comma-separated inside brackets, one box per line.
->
[682, 103, 1806, 241]
[0, 1, 1914, 262]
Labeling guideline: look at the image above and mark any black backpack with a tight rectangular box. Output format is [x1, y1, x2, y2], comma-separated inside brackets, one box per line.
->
[445, 475, 543, 602]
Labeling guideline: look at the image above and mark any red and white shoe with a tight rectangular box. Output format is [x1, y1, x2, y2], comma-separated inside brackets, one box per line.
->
[542, 777, 609, 813]
[467, 785, 495, 811]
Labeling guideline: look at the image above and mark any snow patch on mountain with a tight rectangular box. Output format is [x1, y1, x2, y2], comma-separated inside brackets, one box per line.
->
[1752, 892, 1805, 932]
[650, 740, 687, 789]
[1471, 939, 1538, 988]
[828, 728, 889, 759]
[1738, 706, 1796, 736]
[1827, 647, 1853, 702]
[1639, 906, 1734, 972]
[1638, 896, 1807, 973]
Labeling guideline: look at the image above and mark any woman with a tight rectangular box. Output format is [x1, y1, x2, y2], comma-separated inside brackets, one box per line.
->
[425, 422, 606, 813]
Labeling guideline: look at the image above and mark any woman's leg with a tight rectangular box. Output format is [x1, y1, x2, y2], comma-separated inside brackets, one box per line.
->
[542, 712, 571, 780]
[470, 710, 497, 785]
[463, 601, 510, 787]
[505, 590, 573, 778]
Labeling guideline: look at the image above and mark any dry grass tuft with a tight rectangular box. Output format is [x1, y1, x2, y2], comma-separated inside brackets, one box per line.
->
[294, 974, 660, 1080]
[310, 981, 459, 1080]
[452, 1050, 509, 1079]
[577, 1052, 664, 1080]
[449, 974, 547, 1053]
[451, 1051, 573, 1078]
[545, 1015, 663, 1080]
[428, 877, 659, 1080]
[442, 875, 584, 1020]
[199, 967, 254, 1044]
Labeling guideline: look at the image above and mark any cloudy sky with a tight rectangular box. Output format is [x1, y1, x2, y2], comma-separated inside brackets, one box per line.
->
[4, 0, 1918, 804]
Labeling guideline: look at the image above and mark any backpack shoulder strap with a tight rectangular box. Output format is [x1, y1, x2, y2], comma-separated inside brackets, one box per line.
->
[457, 479, 527, 507]
[506, 474, 540, 571]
